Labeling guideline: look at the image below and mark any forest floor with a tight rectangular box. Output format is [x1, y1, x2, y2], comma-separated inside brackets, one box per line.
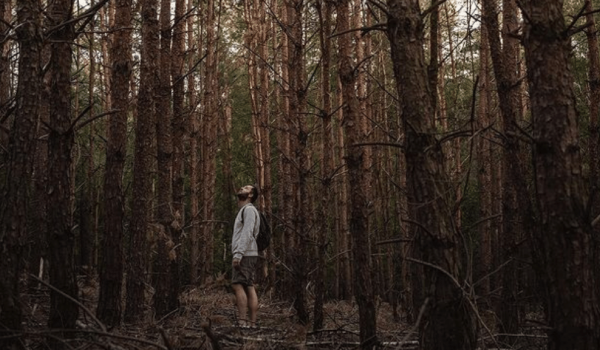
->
[20, 273, 547, 350]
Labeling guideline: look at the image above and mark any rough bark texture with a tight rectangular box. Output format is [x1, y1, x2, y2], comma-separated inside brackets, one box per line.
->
[98, 0, 132, 327]
[584, 0, 600, 299]
[522, 1, 600, 349]
[169, 0, 185, 311]
[46, 0, 79, 345]
[337, 0, 377, 347]
[201, 0, 217, 283]
[0, 0, 41, 348]
[285, 0, 309, 325]
[153, 0, 175, 318]
[482, 0, 530, 338]
[125, 0, 158, 322]
[314, 0, 332, 331]
[386, 1, 477, 349]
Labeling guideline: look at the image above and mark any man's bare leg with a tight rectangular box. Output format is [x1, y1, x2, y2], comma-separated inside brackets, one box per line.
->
[247, 286, 258, 327]
[232, 283, 248, 326]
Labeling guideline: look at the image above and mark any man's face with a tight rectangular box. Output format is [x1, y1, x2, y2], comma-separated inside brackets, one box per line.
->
[237, 185, 253, 201]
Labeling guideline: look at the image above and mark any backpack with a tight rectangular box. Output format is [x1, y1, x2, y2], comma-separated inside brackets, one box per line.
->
[242, 206, 271, 251]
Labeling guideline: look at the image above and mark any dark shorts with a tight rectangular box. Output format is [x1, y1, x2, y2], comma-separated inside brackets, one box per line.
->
[232, 256, 259, 286]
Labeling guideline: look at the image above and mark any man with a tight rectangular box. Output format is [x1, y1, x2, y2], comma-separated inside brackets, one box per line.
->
[231, 184, 260, 328]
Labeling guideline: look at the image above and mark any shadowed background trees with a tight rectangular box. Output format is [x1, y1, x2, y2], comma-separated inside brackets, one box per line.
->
[1, 0, 600, 349]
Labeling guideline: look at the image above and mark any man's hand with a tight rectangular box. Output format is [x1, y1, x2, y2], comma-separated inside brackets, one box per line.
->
[233, 259, 241, 270]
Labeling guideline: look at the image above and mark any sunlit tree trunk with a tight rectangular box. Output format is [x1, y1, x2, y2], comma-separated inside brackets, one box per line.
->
[46, 0, 79, 346]
[0, 0, 41, 348]
[98, 0, 132, 327]
[338, 0, 377, 347]
[125, 0, 158, 322]
[386, 0, 477, 349]
[522, 1, 600, 348]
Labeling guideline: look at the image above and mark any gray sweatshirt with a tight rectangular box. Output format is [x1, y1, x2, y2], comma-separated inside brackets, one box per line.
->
[232, 203, 260, 260]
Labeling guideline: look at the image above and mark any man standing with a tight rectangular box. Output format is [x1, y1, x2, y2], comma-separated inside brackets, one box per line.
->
[232, 184, 260, 327]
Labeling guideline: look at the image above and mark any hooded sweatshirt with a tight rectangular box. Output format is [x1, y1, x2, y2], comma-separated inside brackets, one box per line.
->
[232, 203, 260, 261]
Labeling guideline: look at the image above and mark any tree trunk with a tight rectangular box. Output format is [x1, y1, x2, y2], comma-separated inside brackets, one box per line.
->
[337, 0, 377, 347]
[476, 21, 493, 301]
[98, 0, 132, 328]
[189, 0, 202, 284]
[313, 0, 332, 331]
[584, 0, 600, 298]
[522, 1, 600, 348]
[169, 0, 185, 309]
[0, 0, 41, 348]
[482, 0, 531, 338]
[153, 0, 175, 318]
[46, 0, 79, 346]
[284, 0, 309, 325]
[385, 1, 477, 349]
[201, 0, 218, 283]
[125, 0, 158, 322]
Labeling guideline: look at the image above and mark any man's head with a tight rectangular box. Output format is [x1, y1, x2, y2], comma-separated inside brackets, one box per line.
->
[237, 185, 259, 203]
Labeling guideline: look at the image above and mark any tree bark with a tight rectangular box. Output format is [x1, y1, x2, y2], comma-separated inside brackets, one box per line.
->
[522, 0, 600, 348]
[337, 0, 377, 347]
[313, 0, 332, 331]
[0, 0, 41, 348]
[153, 0, 175, 318]
[284, 0, 309, 325]
[386, 1, 477, 349]
[97, 0, 132, 328]
[125, 0, 158, 322]
[482, 0, 532, 339]
[46, 0, 79, 346]
[169, 0, 186, 310]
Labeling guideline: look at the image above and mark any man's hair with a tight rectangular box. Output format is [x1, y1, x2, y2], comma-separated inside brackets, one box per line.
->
[250, 185, 259, 203]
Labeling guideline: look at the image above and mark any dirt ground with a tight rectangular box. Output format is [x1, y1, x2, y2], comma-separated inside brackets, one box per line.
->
[20, 274, 546, 349]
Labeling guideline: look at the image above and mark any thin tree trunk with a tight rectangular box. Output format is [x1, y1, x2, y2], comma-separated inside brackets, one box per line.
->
[189, 0, 202, 284]
[169, 0, 186, 309]
[201, 0, 217, 283]
[125, 0, 158, 322]
[522, 1, 600, 348]
[476, 21, 493, 302]
[337, 0, 377, 347]
[98, 0, 132, 328]
[153, 0, 175, 318]
[80, 14, 96, 276]
[284, 0, 309, 324]
[313, 0, 332, 331]
[482, 0, 530, 339]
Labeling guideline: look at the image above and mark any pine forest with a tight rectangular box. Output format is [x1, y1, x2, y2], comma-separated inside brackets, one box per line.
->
[1, 0, 600, 349]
